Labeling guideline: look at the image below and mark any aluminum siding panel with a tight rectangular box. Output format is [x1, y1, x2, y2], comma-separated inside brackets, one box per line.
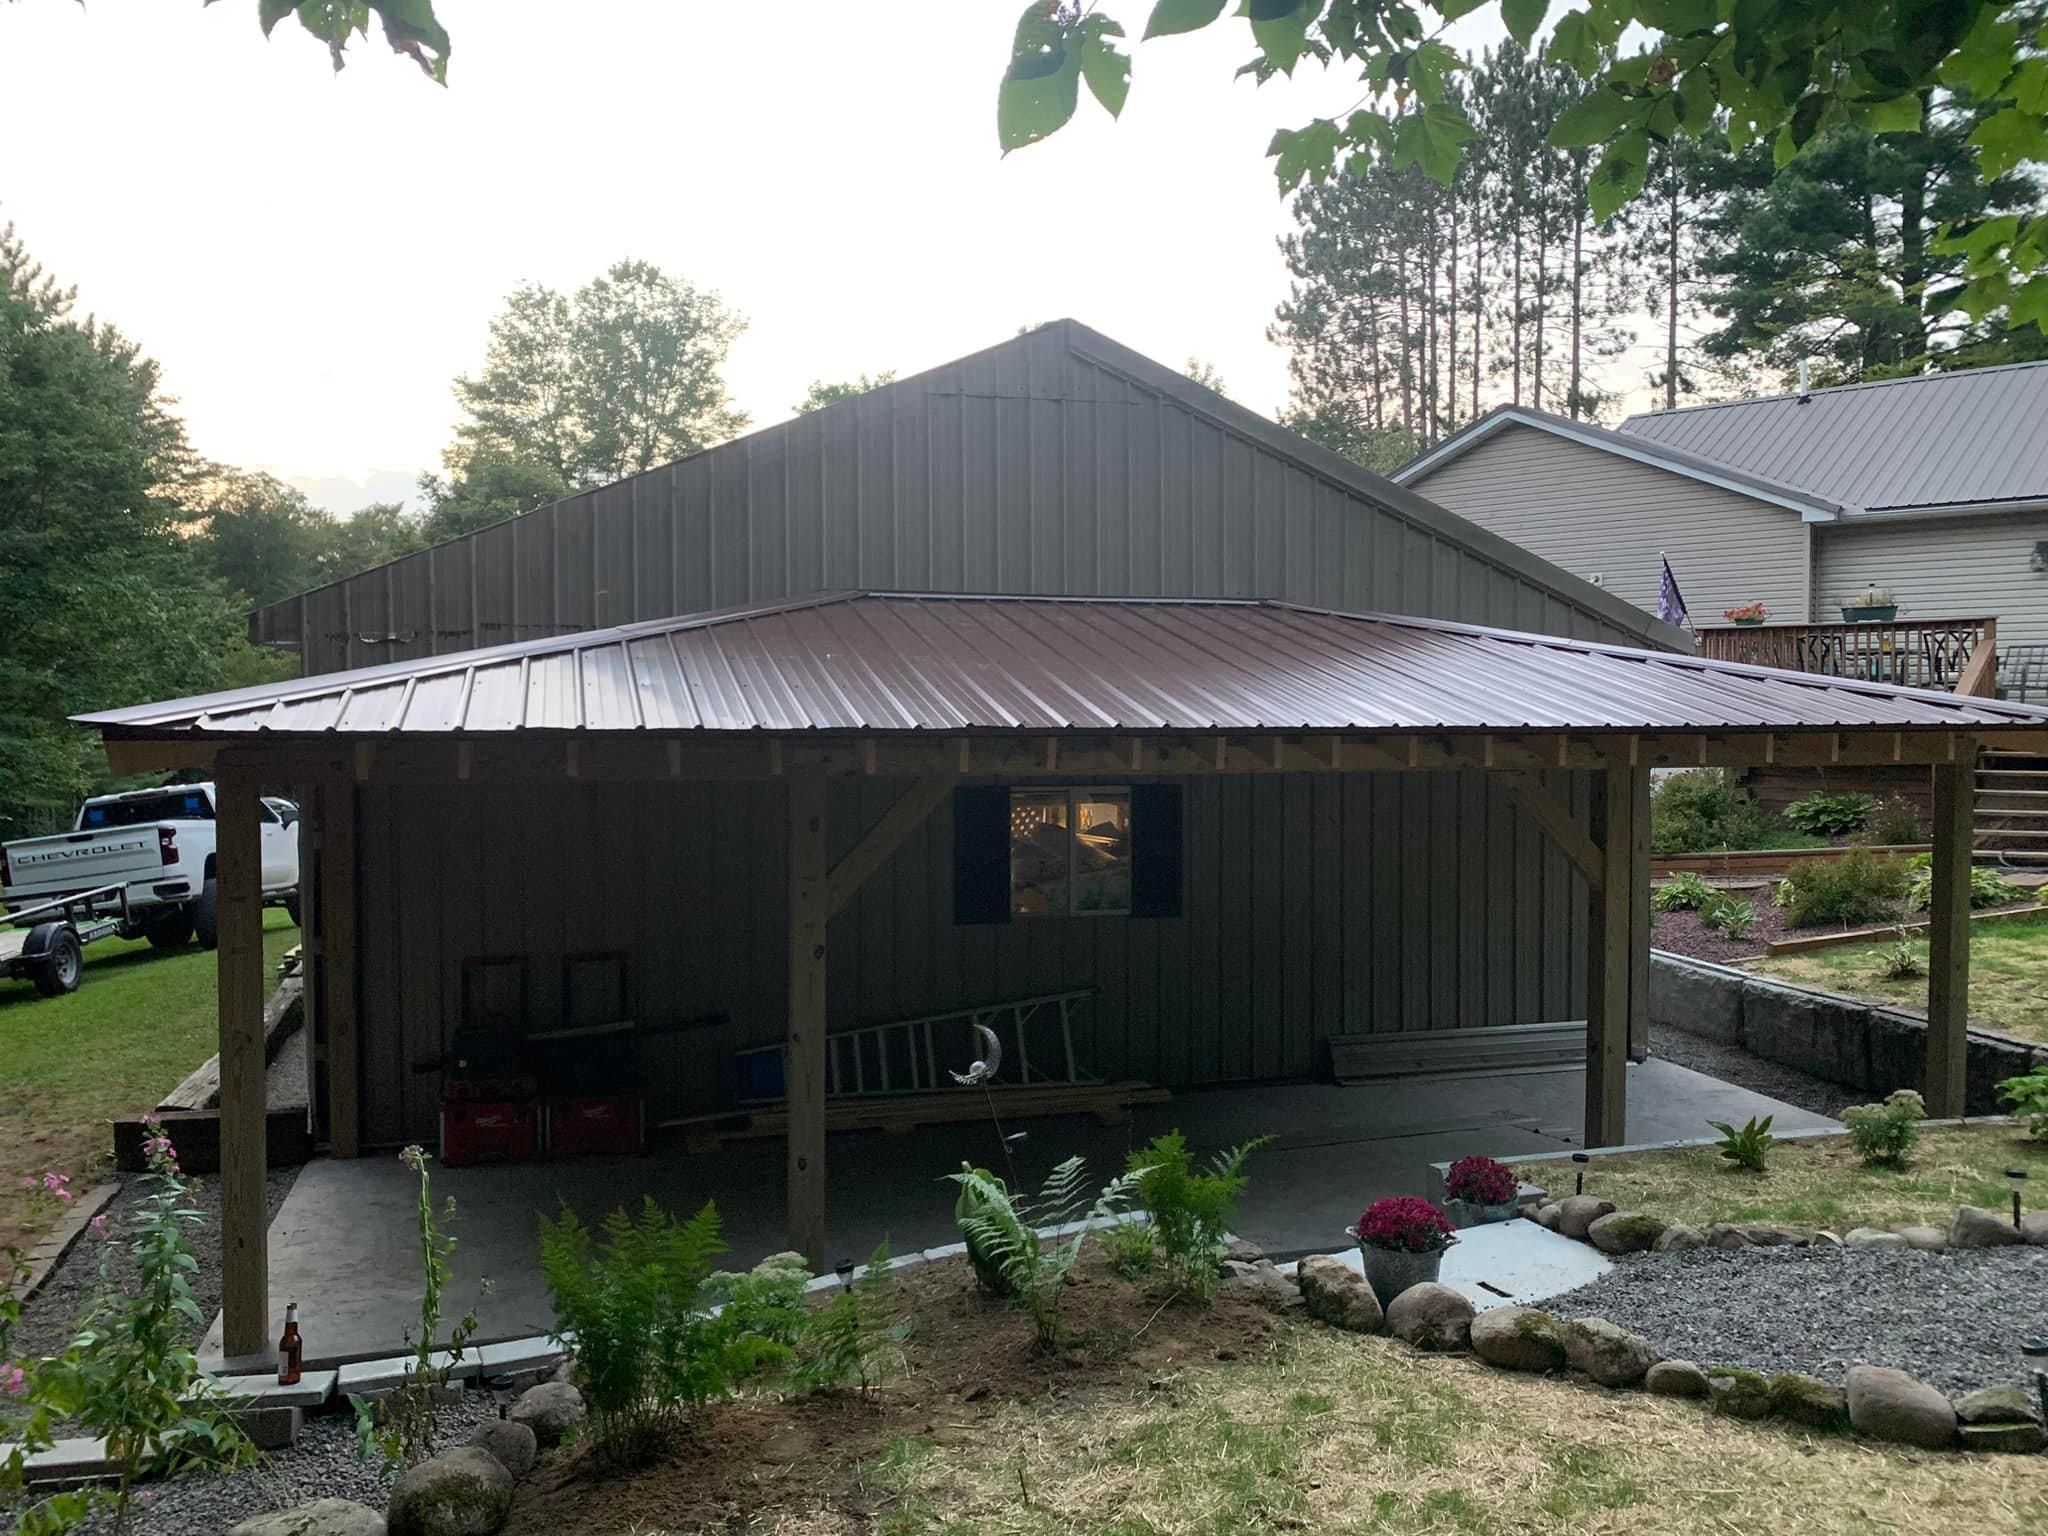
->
[1814, 511, 2048, 646]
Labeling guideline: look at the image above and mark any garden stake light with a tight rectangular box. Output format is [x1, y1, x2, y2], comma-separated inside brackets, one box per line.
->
[2009, 1168, 2029, 1229]
[2025, 1339, 2048, 1425]
[835, 1259, 856, 1292]
[1572, 1152, 1590, 1196]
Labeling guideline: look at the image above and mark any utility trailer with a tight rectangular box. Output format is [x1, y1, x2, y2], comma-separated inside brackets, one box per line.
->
[0, 883, 134, 998]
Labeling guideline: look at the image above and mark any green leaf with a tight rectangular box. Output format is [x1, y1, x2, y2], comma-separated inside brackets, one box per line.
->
[1636, 0, 1717, 32]
[1549, 83, 1642, 146]
[1548, 10, 1599, 74]
[1938, 6, 2019, 100]
[1586, 127, 1650, 220]
[1860, 93, 1922, 135]
[998, 6, 1082, 153]
[1248, 0, 1316, 77]
[1432, 0, 1490, 18]
[1080, 16, 1131, 118]
[1392, 101, 1476, 184]
[1145, 0, 1228, 38]
[373, 0, 451, 84]
[2012, 58, 2048, 117]
[1971, 106, 2048, 179]
[1501, 0, 1546, 45]
[1270, 117, 1342, 187]
[257, 0, 298, 36]
[2010, 273, 2048, 332]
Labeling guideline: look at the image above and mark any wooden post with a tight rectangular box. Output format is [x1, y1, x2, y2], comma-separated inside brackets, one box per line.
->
[1925, 761, 1974, 1116]
[1628, 766, 1652, 1062]
[1585, 768, 1634, 1148]
[214, 763, 270, 1359]
[319, 783, 361, 1158]
[785, 769, 830, 1269]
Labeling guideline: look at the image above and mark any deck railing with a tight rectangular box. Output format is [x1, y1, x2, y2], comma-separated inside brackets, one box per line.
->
[1697, 616, 1998, 696]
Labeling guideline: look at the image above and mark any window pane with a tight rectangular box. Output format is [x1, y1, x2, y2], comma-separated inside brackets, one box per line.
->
[1010, 792, 1070, 916]
[1072, 791, 1132, 914]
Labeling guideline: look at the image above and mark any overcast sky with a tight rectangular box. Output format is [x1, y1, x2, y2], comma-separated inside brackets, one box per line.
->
[0, 0, 1611, 513]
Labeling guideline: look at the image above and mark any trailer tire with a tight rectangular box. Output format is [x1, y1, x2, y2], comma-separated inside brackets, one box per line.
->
[30, 927, 82, 997]
[194, 879, 218, 951]
[145, 909, 196, 951]
[283, 891, 301, 929]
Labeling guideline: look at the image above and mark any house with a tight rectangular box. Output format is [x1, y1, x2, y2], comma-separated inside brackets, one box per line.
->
[78, 322, 2048, 1361]
[1393, 363, 2048, 651]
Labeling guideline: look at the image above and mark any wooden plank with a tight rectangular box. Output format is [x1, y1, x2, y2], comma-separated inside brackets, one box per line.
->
[1925, 762, 1974, 1117]
[1957, 616, 1999, 698]
[213, 763, 270, 1360]
[822, 772, 958, 917]
[1500, 772, 1602, 889]
[320, 785, 361, 1157]
[1584, 768, 1632, 1148]
[1330, 1021, 1585, 1081]
[1629, 766, 1651, 1062]
[785, 769, 830, 1267]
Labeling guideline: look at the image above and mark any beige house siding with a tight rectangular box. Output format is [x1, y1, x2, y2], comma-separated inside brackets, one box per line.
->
[1814, 511, 2048, 646]
[1408, 424, 1812, 624]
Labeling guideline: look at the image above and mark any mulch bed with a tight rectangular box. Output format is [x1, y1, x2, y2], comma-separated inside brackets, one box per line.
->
[1649, 897, 1798, 965]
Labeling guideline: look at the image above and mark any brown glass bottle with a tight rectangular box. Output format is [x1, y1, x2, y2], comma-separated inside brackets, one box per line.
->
[277, 1303, 303, 1386]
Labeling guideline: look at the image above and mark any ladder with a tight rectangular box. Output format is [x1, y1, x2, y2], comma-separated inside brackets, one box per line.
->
[1975, 748, 2048, 865]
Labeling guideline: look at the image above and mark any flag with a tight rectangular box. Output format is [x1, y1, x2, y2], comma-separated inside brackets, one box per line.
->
[1656, 557, 1689, 628]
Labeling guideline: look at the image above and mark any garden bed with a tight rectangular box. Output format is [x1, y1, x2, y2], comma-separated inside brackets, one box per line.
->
[1747, 917, 2048, 1044]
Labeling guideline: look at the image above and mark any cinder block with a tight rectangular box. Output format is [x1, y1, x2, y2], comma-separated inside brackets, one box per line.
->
[212, 1368, 336, 1410]
[1650, 956, 1743, 1044]
[224, 1403, 302, 1451]
[17, 1437, 114, 1487]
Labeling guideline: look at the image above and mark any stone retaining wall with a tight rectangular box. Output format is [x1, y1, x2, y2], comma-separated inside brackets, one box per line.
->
[1650, 950, 2047, 1114]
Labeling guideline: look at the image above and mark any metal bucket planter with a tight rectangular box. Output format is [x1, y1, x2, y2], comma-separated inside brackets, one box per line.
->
[1841, 604, 1898, 622]
[1443, 1197, 1522, 1230]
[1347, 1226, 1451, 1308]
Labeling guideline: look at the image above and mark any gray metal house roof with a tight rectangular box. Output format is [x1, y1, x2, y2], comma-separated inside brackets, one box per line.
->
[80, 591, 2048, 740]
[1620, 362, 2048, 516]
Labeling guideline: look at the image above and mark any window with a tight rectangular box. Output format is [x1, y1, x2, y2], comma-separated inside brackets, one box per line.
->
[79, 789, 213, 829]
[1010, 788, 1132, 917]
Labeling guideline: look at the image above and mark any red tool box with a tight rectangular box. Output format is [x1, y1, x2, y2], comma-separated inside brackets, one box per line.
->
[440, 1093, 539, 1167]
[543, 1093, 644, 1158]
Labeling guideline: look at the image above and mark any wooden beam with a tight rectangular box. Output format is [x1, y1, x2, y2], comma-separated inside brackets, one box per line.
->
[214, 763, 270, 1359]
[1500, 772, 1602, 890]
[1628, 765, 1652, 1064]
[1957, 616, 1999, 699]
[1925, 762, 1974, 1116]
[785, 769, 830, 1269]
[319, 783, 361, 1159]
[822, 773, 959, 918]
[1584, 767, 1633, 1149]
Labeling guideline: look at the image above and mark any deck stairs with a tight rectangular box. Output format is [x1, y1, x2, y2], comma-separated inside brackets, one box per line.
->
[1975, 748, 2048, 865]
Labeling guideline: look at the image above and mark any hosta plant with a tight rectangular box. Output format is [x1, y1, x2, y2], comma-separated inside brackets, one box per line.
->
[1652, 872, 1716, 912]
[2000, 1066, 2048, 1140]
[1709, 1115, 1775, 1173]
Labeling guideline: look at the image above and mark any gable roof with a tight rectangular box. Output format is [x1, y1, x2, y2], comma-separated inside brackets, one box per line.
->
[1619, 361, 2048, 517]
[81, 591, 2048, 741]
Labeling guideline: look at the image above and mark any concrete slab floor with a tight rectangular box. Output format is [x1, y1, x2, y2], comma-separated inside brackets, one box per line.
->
[204, 1057, 1835, 1368]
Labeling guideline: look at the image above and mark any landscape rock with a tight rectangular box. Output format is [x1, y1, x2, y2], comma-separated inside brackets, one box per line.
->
[1652, 1224, 1707, 1253]
[1561, 1317, 1658, 1388]
[1219, 1259, 1302, 1309]
[1845, 1365, 1958, 1449]
[1843, 1227, 1908, 1250]
[1220, 1237, 1266, 1265]
[1769, 1373, 1850, 1432]
[1705, 1222, 1809, 1249]
[1956, 1385, 2041, 1426]
[466, 1417, 538, 1479]
[1961, 1422, 2048, 1454]
[1587, 1212, 1666, 1255]
[1534, 1202, 1563, 1232]
[507, 1380, 585, 1449]
[1707, 1367, 1773, 1419]
[1810, 1228, 1843, 1247]
[1892, 1224, 1948, 1252]
[1468, 1307, 1567, 1372]
[1645, 1360, 1711, 1399]
[2022, 1211, 2048, 1246]
[1296, 1255, 1384, 1334]
[1950, 1206, 2025, 1250]
[1385, 1282, 1475, 1351]
[231, 1502, 387, 1536]
[386, 1446, 514, 1536]
[1555, 1196, 1616, 1240]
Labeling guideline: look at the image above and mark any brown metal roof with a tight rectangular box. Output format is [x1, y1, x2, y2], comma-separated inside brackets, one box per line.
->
[78, 592, 2048, 740]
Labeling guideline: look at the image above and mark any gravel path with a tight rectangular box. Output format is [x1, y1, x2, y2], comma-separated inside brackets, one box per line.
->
[1543, 1244, 2048, 1398]
[1650, 1021, 1855, 1118]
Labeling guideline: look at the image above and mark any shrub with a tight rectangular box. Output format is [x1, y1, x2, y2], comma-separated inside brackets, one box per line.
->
[1652, 872, 1717, 912]
[1840, 1089, 1926, 1167]
[1772, 849, 1906, 927]
[947, 1157, 1135, 1348]
[1784, 791, 1876, 837]
[1100, 1220, 1155, 1279]
[540, 1198, 792, 1466]
[1124, 1132, 1269, 1302]
[1709, 1115, 1774, 1172]
[1444, 1155, 1517, 1206]
[1902, 854, 2020, 912]
[1701, 895, 1757, 940]
[1354, 1196, 1456, 1253]
[2000, 1065, 2048, 1138]
[1854, 795, 1925, 847]
[1651, 770, 1779, 854]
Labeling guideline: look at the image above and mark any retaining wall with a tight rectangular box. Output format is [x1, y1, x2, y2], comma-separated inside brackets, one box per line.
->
[1650, 949, 2048, 1114]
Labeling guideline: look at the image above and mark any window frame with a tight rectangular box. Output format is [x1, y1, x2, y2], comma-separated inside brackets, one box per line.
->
[1008, 784, 1135, 920]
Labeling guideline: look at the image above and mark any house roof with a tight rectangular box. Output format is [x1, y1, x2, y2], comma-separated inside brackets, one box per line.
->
[79, 592, 2048, 741]
[1619, 361, 2048, 516]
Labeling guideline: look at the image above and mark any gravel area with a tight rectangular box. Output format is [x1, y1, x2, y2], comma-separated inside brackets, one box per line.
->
[1543, 1244, 2048, 1398]
[1650, 1020, 1856, 1118]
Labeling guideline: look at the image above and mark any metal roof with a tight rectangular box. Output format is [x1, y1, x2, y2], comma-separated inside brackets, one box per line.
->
[78, 592, 2048, 740]
[1620, 362, 2048, 516]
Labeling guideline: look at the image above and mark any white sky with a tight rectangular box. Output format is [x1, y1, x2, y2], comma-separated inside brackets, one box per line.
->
[0, 0, 1635, 513]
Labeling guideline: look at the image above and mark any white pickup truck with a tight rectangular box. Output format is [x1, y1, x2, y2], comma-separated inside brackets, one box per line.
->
[2, 784, 301, 962]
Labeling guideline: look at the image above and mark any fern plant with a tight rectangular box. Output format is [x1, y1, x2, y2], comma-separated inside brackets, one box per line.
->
[1124, 1132, 1270, 1303]
[946, 1157, 1134, 1349]
[795, 1244, 905, 1399]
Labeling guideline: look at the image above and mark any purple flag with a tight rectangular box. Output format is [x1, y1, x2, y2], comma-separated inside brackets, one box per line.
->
[1656, 557, 1689, 628]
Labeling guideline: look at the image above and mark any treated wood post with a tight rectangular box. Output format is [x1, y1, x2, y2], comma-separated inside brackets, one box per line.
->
[319, 783, 361, 1158]
[1585, 767, 1633, 1147]
[1629, 766, 1652, 1063]
[785, 768, 830, 1269]
[214, 763, 270, 1359]
[1925, 761, 1974, 1116]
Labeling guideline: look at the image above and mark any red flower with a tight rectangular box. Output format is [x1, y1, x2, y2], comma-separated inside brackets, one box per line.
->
[1444, 1155, 1517, 1206]
[1356, 1196, 1455, 1253]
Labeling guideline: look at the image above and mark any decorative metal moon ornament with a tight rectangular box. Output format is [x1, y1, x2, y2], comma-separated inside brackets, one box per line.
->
[950, 1023, 1003, 1085]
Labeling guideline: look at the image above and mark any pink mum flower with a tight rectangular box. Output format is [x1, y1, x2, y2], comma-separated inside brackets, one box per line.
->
[88, 1213, 109, 1239]
[1, 1365, 25, 1398]
[40, 1172, 68, 1193]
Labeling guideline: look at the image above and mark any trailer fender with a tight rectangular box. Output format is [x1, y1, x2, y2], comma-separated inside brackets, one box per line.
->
[21, 920, 71, 962]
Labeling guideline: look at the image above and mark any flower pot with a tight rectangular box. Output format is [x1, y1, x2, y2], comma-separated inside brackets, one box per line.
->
[1443, 1197, 1522, 1230]
[1841, 605, 1898, 622]
[1348, 1231, 1447, 1307]
[1730, 616, 1765, 626]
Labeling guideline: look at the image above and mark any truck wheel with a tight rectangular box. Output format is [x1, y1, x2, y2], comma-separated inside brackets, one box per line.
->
[145, 910, 196, 951]
[283, 891, 302, 929]
[31, 928, 82, 997]
[194, 879, 218, 951]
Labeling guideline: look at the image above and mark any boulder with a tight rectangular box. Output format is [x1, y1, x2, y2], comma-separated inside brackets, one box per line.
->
[231, 1502, 388, 1536]
[1296, 1255, 1384, 1334]
[1845, 1365, 1958, 1449]
[1706, 1367, 1772, 1419]
[1219, 1259, 1302, 1310]
[508, 1380, 585, 1449]
[1384, 1282, 1475, 1352]
[2022, 1211, 2048, 1246]
[1950, 1206, 2025, 1250]
[1220, 1237, 1266, 1265]
[1737, 1223, 1811, 1248]
[1586, 1212, 1666, 1255]
[1561, 1317, 1659, 1388]
[1961, 1422, 2048, 1454]
[1956, 1385, 2041, 1426]
[1843, 1227, 1907, 1251]
[1468, 1307, 1567, 1373]
[1892, 1224, 1948, 1252]
[386, 1447, 514, 1536]
[1645, 1360, 1712, 1399]
[466, 1417, 538, 1479]
[1769, 1373, 1850, 1432]
[1554, 1196, 1616, 1240]
[1534, 1202, 1563, 1232]
[1653, 1224, 1707, 1254]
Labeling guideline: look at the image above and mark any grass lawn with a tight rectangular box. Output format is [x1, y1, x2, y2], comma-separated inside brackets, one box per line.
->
[0, 908, 296, 1252]
[1746, 912, 2048, 1043]
[1517, 1124, 2048, 1234]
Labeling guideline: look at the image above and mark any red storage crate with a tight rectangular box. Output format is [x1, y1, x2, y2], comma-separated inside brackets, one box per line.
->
[545, 1094, 644, 1158]
[440, 1099, 538, 1167]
